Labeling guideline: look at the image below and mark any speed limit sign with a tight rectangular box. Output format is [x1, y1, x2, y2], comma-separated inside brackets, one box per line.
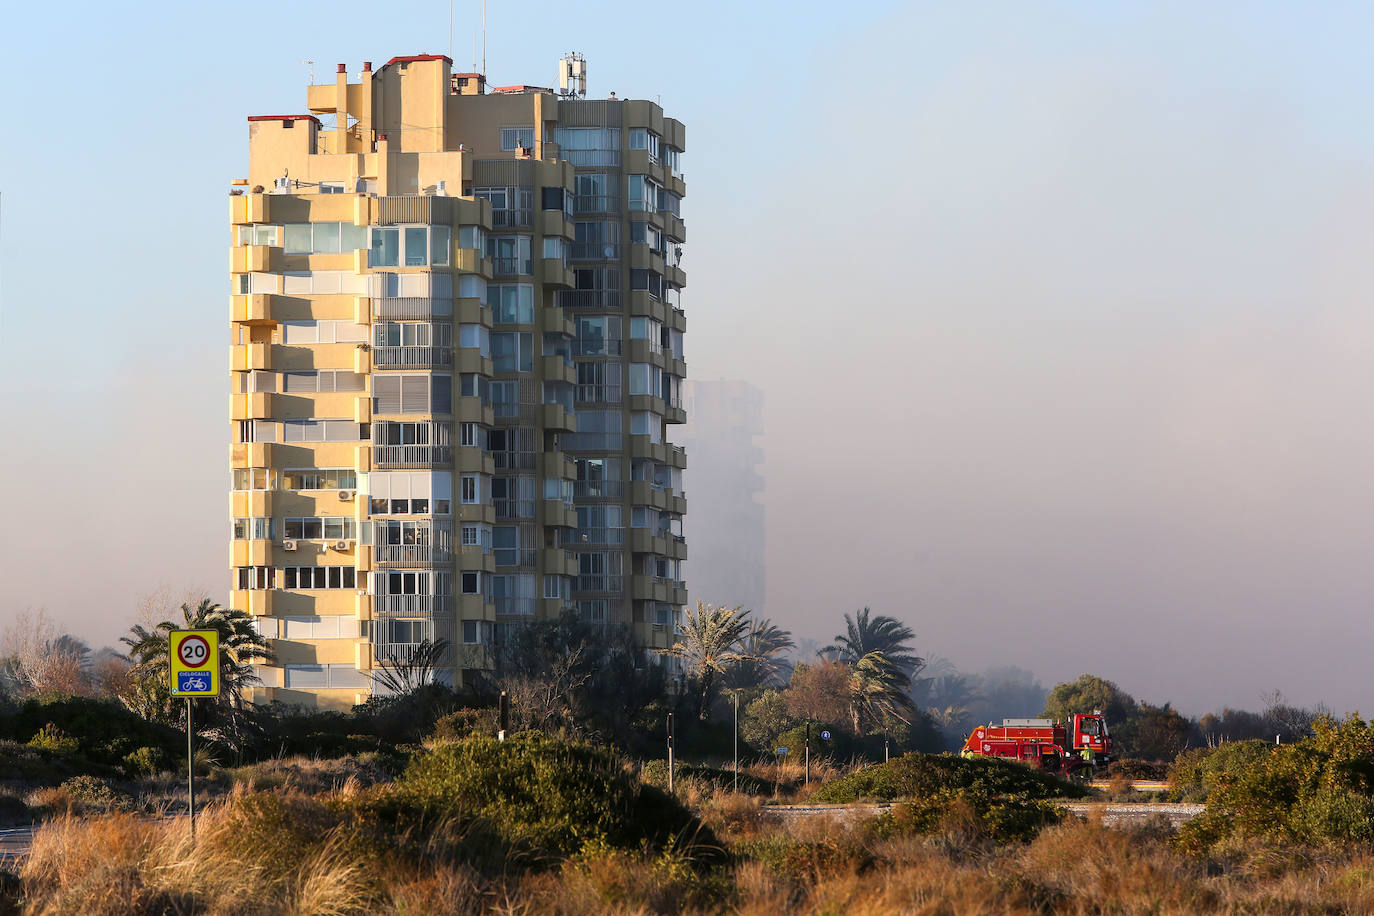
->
[170, 630, 220, 697]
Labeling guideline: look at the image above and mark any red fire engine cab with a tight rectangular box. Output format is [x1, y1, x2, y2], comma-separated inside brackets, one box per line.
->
[959, 714, 1112, 775]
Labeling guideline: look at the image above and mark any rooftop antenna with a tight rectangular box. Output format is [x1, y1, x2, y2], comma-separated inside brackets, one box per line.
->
[302, 60, 315, 84]
[448, 0, 453, 62]
[481, 0, 487, 76]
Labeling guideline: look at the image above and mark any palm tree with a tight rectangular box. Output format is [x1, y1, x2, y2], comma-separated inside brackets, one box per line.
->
[373, 639, 450, 696]
[826, 607, 923, 677]
[726, 617, 796, 688]
[662, 602, 755, 718]
[121, 599, 273, 751]
[848, 650, 916, 735]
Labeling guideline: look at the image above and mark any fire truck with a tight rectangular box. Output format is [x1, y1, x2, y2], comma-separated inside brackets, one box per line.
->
[959, 714, 1112, 776]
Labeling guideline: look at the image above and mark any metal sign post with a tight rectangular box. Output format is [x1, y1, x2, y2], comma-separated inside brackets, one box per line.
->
[498, 690, 509, 741]
[666, 713, 675, 793]
[732, 692, 739, 793]
[805, 721, 811, 785]
[169, 630, 220, 845]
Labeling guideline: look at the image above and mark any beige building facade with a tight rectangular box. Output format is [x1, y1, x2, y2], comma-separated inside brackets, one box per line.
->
[230, 55, 687, 708]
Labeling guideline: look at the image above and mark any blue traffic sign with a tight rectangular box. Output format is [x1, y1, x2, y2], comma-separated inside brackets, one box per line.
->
[775, 747, 789, 755]
[177, 671, 213, 694]
[821, 730, 831, 741]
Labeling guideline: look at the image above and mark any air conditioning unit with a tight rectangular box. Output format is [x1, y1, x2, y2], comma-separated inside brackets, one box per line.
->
[338, 489, 354, 501]
[282, 539, 298, 551]
[334, 539, 352, 551]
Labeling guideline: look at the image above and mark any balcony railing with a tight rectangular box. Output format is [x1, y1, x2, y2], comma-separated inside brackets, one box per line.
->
[562, 150, 620, 167]
[490, 209, 533, 229]
[493, 549, 538, 568]
[374, 543, 452, 565]
[492, 451, 536, 470]
[573, 195, 620, 214]
[493, 499, 535, 520]
[556, 290, 621, 310]
[570, 339, 623, 357]
[491, 257, 531, 276]
[494, 597, 538, 616]
[372, 445, 453, 467]
[571, 242, 620, 261]
[572, 528, 624, 546]
[574, 480, 624, 498]
[575, 575, 624, 593]
[374, 297, 453, 319]
[374, 595, 453, 614]
[372, 346, 453, 368]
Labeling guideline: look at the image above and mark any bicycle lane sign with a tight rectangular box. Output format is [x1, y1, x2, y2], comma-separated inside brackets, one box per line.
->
[170, 630, 220, 697]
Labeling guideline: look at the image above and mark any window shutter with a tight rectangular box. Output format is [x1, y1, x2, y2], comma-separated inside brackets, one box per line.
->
[400, 376, 429, 413]
[374, 376, 402, 414]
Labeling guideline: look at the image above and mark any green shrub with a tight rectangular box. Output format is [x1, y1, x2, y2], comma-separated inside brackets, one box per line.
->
[1167, 740, 1275, 803]
[640, 760, 776, 797]
[1177, 717, 1374, 852]
[375, 733, 710, 864]
[813, 752, 1088, 804]
[0, 698, 180, 771]
[57, 775, 133, 813]
[1107, 758, 1169, 781]
[0, 740, 81, 785]
[862, 791, 1065, 846]
[122, 745, 174, 778]
[429, 707, 498, 742]
[26, 724, 78, 756]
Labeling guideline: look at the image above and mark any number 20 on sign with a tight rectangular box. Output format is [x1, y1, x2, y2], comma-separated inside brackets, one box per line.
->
[170, 630, 220, 697]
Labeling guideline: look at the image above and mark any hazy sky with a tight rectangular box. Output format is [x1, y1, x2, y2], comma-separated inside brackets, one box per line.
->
[4, 1, 1374, 715]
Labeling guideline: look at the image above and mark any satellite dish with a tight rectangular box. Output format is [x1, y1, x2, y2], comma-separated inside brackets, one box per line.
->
[604, 245, 614, 258]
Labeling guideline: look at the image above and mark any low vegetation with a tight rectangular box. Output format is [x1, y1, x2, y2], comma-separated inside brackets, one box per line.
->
[812, 751, 1089, 804]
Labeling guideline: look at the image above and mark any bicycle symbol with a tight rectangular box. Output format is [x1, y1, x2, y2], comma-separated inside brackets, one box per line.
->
[177, 672, 210, 693]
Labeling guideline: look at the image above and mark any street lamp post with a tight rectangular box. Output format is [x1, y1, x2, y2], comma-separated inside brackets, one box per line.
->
[732, 692, 739, 793]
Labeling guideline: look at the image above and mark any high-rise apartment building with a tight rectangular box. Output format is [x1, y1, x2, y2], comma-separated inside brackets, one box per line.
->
[230, 54, 688, 708]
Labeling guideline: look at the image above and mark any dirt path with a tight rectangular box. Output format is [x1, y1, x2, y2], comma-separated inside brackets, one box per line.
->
[762, 802, 1204, 829]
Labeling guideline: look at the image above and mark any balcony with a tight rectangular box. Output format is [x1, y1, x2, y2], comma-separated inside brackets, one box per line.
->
[628, 290, 666, 320]
[542, 547, 578, 577]
[456, 449, 495, 474]
[630, 480, 669, 511]
[455, 248, 494, 277]
[231, 343, 270, 372]
[542, 452, 576, 481]
[231, 245, 279, 273]
[541, 307, 575, 338]
[541, 403, 576, 432]
[455, 396, 494, 425]
[555, 289, 620, 310]
[373, 595, 453, 615]
[455, 350, 494, 376]
[230, 193, 269, 225]
[374, 543, 453, 566]
[231, 392, 277, 421]
[491, 256, 532, 277]
[540, 355, 576, 385]
[627, 243, 665, 273]
[666, 406, 687, 425]
[539, 209, 573, 239]
[542, 500, 577, 528]
[373, 297, 453, 319]
[372, 445, 453, 467]
[540, 259, 574, 288]
[628, 436, 667, 462]
[662, 213, 686, 244]
[372, 346, 454, 369]
[456, 297, 489, 325]
[667, 444, 687, 469]
[231, 294, 281, 325]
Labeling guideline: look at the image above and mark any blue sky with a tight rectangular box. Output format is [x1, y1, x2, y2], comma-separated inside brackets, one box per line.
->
[6, 1, 1374, 714]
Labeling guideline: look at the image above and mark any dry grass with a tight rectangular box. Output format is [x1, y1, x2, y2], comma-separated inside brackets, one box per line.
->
[17, 779, 1374, 915]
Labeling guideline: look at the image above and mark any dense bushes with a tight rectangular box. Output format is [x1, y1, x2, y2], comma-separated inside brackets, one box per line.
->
[813, 752, 1088, 804]
[376, 733, 712, 862]
[1167, 739, 1274, 803]
[0, 697, 180, 778]
[1178, 717, 1374, 851]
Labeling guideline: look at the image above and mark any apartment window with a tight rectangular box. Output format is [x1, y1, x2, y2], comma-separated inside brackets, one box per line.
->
[369, 227, 400, 267]
[627, 175, 660, 212]
[575, 505, 623, 545]
[491, 332, 534, 373]
[281, 320, 368, 344]
[629, 128, 660, 162]
[461, 570, 481, 594]
[491, 476, 536, 519]
[280, 616, 359, 639]
[573, 316, 621, 356]
[282, 221, 368, 254]
[572, 220, 620, 261]
[282, 566, 358, 589]
[232, 517, 273, 540]
[630, 411, 661, 442]
[542, 236, 569, 263]
[500, 127, 534, 151]
[235, 566, 276, 590]
[460, 474, 480, 504]
[629, 221, 663, 252]
[372, 374, 451, 414]
[488, 284, 534, 324]
[430, 226, 450, 266]
[237, 225, 280, 247]
[281, 370, 365, 393]
[457, 324, 490, 357]
[232, 468, 277, 490]
[282, 469, 356, 491]
[460, 523, 492, 551]
[458, 226, 487, 252]
[459, 422, 485, 447]
[576, 361, 622, 405]
[461, 619, 489, 644]
[283, 664, 369, 689]
[629, 269, 663, 299]
[576, 551, 623, 592]
[284, 517, 357, 540]
[554, 127, 621, 167]
[486, 235, 532, 274]
[375, 321, 450, 348]
[281, 419, 364, 442]
[236, 420, 277, 443]
[563, 408, 622, 450]
[662, 145, 681, 176]
[492, 573, 537, 615]
[628, 362, 662, 397]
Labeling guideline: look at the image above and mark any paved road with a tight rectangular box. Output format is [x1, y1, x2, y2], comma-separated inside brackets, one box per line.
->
[763, 802, 1204, 829]
[0, 825, 36, 868]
